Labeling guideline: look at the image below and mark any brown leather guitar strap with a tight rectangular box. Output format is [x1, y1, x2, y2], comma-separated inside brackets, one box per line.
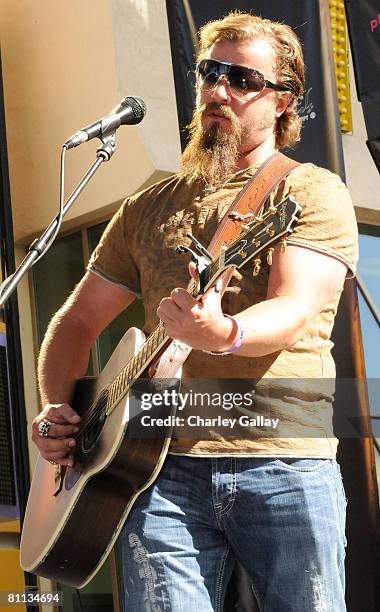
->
[207, 151, 300, 256]
[153, 152, 300, 377]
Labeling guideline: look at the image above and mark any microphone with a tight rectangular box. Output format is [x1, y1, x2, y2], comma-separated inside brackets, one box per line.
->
[64, 96, 146, 149]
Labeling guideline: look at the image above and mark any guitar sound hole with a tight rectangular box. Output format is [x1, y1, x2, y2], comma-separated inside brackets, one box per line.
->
[80, 391, 108, 454]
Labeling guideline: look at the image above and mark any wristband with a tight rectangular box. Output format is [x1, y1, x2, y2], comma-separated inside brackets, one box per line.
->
[203, 314, 244, 356]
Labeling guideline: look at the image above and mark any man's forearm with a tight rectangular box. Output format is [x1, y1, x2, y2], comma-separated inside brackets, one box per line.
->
[38, 312, 94, 405]
[233, 295, 310, 357]
[158, 288, 314, 356]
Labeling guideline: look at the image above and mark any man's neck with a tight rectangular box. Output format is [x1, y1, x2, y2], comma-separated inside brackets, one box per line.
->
[234, 136, 278, 171]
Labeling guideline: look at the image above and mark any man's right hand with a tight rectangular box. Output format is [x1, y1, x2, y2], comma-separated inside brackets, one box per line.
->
[34, 271, 135, 467]
[32, 404, 81, 467]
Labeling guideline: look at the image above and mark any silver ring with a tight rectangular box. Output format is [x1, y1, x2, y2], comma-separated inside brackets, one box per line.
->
[159, 319, 165, 328]
[38, 418, 52, 437]
[49, 460, 58, 466]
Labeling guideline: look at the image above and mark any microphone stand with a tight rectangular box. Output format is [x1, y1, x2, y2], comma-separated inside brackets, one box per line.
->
[0, 133, 117, 311]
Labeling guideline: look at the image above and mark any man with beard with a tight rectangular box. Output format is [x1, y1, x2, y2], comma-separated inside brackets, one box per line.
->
[32, 12, 357, 612]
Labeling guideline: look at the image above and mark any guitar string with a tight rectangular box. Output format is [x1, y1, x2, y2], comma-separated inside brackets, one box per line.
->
[72, 283, 198, 438]
[71, 269, 216, 438]
[73, 325, 170, 437]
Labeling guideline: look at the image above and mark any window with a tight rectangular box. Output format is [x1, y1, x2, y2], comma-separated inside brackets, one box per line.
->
[357, 224, 380, 492]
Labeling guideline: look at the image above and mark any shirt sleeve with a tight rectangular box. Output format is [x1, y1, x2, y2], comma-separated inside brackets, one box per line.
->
[87, 197, 142, 296]
[281, 164, 359, 277]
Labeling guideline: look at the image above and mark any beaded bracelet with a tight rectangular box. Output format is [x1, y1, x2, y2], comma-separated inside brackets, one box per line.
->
[203, 314, 244, 356]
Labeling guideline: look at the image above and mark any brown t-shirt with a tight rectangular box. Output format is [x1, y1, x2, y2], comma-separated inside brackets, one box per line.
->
[88, 162, 358, 458]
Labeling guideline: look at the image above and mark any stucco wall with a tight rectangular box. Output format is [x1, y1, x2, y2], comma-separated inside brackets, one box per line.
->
[0, 0, 181, 243]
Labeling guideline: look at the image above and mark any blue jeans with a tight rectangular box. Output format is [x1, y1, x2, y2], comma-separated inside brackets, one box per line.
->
[119, 455, 347, 611]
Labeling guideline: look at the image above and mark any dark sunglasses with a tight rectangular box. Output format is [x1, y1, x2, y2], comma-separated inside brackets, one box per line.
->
[196, 58, 288, 97]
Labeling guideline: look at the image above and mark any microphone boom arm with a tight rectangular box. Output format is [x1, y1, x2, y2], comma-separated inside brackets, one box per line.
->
[0, 131, 117, 310]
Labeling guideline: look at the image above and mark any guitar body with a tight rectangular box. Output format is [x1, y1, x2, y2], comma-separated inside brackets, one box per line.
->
[20, 327, 180, 588]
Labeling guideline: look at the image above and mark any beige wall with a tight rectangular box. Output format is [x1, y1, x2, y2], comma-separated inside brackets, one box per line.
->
[0, 0, 181, 244]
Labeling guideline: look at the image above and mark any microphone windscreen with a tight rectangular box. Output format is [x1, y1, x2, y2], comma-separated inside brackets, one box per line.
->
[121, 96, 147, 123]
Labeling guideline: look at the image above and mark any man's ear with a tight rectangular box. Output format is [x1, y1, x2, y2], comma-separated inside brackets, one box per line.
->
[275, 93, 292, 118]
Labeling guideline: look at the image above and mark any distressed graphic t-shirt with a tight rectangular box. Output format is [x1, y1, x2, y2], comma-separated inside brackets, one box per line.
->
[88, 162, 359, 458]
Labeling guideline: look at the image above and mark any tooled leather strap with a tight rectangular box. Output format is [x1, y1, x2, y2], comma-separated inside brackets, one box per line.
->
[207, 152, 300, 255]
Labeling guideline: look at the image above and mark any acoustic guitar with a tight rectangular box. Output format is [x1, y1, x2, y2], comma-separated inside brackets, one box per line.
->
[20, 195, 301, 587]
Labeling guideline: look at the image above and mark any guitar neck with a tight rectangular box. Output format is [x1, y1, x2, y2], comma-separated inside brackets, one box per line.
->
[106, 270, 216, 411]
[107, 325, 170, 411]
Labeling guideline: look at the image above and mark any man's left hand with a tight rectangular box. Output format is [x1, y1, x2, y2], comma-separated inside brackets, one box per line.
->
[157, 281, 235, 352]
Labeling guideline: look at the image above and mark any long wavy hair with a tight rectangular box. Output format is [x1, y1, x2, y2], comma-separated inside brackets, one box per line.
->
[196, 12, 305, 149]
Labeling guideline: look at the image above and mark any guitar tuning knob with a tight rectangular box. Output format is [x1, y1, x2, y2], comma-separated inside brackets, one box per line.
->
[280, 238, 287, 252]
[225, 285, 241, 295]
[252, 258, 261, 276]
[266, 248, 274, 266]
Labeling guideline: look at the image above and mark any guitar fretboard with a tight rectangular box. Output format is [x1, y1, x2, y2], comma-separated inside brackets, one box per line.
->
[106, 325, 168, 409]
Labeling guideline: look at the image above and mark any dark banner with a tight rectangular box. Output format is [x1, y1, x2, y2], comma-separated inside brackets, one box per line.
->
[344, 0, 380, 172]
[165, 0, 196, 150]
[344, 0, 380, 102]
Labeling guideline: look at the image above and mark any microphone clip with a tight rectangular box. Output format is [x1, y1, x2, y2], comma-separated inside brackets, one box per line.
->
[96, 131, 117, 161]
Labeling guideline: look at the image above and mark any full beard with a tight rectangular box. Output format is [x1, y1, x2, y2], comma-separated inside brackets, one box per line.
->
[181, 103, 243, 189]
